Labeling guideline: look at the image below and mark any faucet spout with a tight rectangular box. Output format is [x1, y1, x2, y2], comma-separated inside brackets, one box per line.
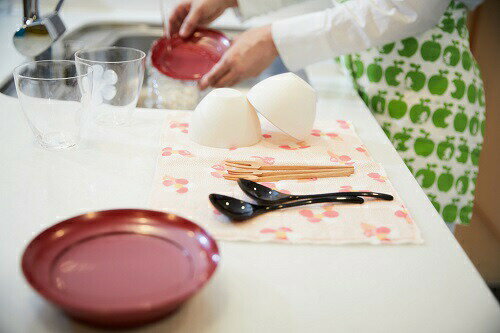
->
[15, 0, 67, 58]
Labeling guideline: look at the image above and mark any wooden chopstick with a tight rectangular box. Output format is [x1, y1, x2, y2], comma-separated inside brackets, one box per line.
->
[225, 161, 354, 171]
[223, 169, 353, 182]
[226, 168, 352, 176]
[226, 164, 353, 171]
[222, 159, 355, 181]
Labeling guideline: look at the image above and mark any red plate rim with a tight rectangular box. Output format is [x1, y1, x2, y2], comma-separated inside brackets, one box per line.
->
[150, 28, 231, 80]
[21, 209, 220, 317]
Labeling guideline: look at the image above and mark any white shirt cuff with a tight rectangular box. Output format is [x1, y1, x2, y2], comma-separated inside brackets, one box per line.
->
[235, 0, 278, 21]
[235, 0, 308, 21]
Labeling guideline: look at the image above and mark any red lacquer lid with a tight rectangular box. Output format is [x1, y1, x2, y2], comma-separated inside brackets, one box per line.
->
[151, 28, 231, 80]
[21, 209, 220, 328]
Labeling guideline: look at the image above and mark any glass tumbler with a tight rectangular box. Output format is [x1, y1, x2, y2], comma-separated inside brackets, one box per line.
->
[13, 60, 93, 150]
[75, 47, 146, 126]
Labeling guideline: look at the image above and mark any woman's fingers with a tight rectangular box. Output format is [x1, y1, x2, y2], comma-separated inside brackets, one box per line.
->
[180, 7, 203, 38]
[168, 17, 182, 37]
[213, 70, 239, 87]
[199, 25, 277, 89]
[199, 58, 231, 90]
[200, 66, 231, 90]
[168, 4, 190, 36]
[169, 0, 232, 38]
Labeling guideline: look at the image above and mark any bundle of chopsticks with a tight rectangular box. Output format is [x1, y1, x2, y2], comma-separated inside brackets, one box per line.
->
[223, 160, 354, 182]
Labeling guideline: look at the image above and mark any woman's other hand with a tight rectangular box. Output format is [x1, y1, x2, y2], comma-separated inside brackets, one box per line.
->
[168, 0, 237, 38]
[199, 25, 278, 90]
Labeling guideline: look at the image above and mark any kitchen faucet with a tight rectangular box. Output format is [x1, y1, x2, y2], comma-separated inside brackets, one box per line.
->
[13, 0, 66, 58]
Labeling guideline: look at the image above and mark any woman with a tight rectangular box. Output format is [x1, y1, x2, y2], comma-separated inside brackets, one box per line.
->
[168, 0, 485, 227]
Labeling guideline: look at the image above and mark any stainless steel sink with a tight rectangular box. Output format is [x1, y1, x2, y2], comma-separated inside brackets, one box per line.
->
[0, 22, 306, 108]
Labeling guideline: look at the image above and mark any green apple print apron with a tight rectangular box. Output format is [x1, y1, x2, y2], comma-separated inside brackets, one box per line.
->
[344, 0, 485, 226]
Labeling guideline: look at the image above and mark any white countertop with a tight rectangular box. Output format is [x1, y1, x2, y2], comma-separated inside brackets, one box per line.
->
[0, 5, 499, 333]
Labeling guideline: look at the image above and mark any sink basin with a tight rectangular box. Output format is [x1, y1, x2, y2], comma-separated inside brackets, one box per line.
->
[0, 22, 306, 108]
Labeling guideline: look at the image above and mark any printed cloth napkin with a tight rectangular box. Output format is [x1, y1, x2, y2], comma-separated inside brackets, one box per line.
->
[149, 111, 423, 245]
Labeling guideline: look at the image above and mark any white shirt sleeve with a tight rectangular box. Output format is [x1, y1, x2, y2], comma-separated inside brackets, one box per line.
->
[236, 0, 315, 20]
[271, 0, 451, 71]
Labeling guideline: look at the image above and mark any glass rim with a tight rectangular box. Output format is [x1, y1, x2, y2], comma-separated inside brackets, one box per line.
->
[13, 60, 92, 81]
[75, 46, 146, 64]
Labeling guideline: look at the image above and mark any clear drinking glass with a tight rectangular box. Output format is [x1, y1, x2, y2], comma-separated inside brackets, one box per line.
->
[75, 47, 146, 126]
[14, 60, 93, 150]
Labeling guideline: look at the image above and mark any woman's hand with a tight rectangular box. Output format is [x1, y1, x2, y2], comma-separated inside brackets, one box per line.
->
[199, 25, 278, 90]
[168, 0, 237, 38]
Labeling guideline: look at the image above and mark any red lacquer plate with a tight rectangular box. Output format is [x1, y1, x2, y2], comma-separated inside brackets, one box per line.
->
[151, 28, 231, 80]
[21, 209, 219, 328]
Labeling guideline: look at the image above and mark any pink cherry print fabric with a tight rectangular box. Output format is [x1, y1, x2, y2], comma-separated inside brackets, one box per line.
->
[150, 111, 423, 245]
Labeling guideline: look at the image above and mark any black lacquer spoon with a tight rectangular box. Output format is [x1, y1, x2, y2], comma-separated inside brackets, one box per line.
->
[209, 193, 364, 221]
[237, 178, 394, 204]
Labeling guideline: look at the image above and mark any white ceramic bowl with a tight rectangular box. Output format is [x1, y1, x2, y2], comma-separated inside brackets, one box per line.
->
[189, 88, 261, 148]
[247, 72, 317, 140]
